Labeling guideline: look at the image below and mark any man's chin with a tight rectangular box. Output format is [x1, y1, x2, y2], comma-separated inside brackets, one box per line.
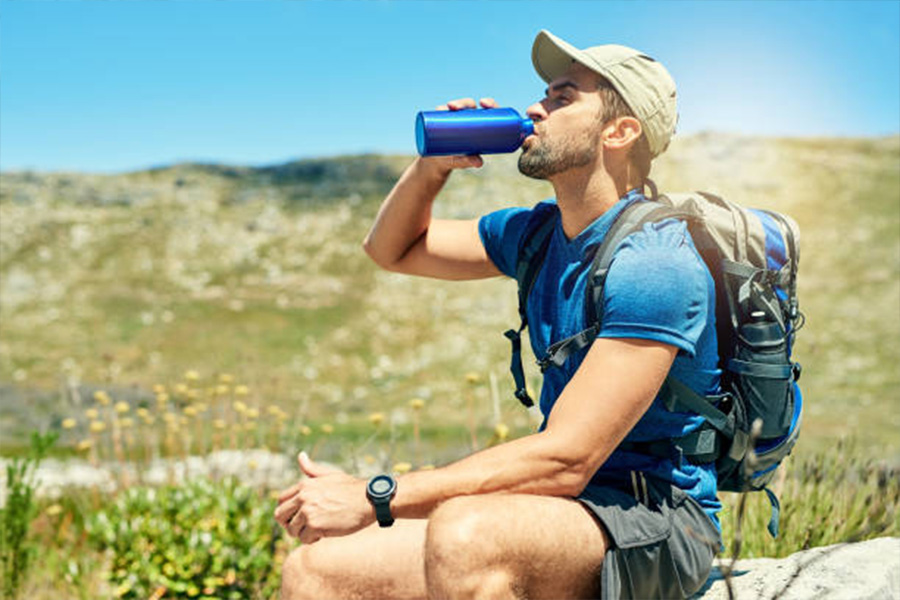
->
[517, 152, 550, 180]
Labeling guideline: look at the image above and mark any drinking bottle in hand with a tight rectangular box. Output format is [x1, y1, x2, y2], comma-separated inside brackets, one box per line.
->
[415, 107, 534, 156]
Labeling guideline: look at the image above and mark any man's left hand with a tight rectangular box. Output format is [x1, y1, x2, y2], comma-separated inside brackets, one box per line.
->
[274, 452, 374, 544]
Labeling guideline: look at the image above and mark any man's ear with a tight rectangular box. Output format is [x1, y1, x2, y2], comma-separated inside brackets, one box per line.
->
[602, 116, 643, 152]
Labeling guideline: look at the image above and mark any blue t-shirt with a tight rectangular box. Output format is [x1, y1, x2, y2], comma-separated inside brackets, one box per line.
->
[478, 189, 722, 525]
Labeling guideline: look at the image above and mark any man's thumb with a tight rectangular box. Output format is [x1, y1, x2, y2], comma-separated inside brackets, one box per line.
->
[298, 451, 339, 477]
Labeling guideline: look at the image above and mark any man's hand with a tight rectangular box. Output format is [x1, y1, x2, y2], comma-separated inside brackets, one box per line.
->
[418, 96, 499, 174]
[274, 452, 374, 544]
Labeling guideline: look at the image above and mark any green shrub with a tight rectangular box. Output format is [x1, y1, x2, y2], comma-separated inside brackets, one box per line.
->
[1, 431, 57, 600]
[85, 477, 283, 599]
[721, 441, 900, 558]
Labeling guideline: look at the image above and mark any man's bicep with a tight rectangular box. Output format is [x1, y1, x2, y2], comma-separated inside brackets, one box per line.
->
[543, 337, 678, 479]
[391, 219, 502, 280]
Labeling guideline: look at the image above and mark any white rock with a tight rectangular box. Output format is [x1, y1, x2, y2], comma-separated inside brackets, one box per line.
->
[694, 537, 900, 600]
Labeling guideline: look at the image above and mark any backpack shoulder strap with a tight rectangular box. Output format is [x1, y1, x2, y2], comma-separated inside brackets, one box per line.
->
[504, 206, 558, 407]
[537, 200, 682, 372]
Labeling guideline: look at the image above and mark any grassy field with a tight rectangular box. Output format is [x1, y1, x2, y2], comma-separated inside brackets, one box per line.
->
[1, 135, 898, 597]
[2, 134, 898, 454]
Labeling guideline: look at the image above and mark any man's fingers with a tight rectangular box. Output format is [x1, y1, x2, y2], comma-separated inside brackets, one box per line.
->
[287, 510, 307, 539]
[450, 155, 484, 170]
[298, 525, 323, 545]
[277, 482, 301, 504]
[479, 97, 498, 108]
[274, 495, 301, 526]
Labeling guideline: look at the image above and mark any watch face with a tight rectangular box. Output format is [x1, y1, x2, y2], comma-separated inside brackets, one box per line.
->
[368, 475, 396, 500]
[372, 478, 392, 495]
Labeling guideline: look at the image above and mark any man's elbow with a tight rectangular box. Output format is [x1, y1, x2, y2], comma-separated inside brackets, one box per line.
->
[361, 237, 398, 272]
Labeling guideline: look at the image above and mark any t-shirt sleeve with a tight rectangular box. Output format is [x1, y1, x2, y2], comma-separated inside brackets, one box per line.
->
[477, 205, 541, 279]
[597, 219, 711, 357]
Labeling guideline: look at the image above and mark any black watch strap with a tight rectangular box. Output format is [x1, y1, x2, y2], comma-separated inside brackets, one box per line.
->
[373, 500, 394, 528]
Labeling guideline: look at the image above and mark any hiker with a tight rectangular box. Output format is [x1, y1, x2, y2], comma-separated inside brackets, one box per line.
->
[276, 30, 724, 599]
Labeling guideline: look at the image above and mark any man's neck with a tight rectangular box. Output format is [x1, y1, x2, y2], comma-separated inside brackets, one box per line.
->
[552, 166, 639, 240]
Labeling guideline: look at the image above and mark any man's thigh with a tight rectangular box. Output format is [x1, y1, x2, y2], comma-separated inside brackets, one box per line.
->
[425, 493, 610, 599]
[282, 518, 429, 600]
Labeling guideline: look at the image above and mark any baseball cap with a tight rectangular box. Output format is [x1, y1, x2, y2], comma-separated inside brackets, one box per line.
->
[531, 29, 678, 158]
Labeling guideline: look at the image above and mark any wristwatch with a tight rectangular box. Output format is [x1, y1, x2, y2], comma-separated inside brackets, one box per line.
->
[366, 474, 397, 528]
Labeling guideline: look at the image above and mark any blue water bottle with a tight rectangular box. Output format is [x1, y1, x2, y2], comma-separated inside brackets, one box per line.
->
[415, 108, 534, 156]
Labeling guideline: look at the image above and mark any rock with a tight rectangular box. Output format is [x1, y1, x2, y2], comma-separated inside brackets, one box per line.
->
[693, 537, 900, 599]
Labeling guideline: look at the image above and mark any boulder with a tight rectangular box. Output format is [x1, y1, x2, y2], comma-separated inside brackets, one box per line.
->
[694, 537, 900, 599]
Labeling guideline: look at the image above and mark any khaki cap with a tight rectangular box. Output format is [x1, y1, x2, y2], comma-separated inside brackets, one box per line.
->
[531, 29, 678, 158]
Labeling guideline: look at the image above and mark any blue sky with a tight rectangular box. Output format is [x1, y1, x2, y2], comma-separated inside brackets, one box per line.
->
[1, 0, 899, 173]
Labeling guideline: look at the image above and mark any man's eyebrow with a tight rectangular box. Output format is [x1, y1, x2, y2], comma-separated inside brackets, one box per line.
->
[543, 81, 580, 96]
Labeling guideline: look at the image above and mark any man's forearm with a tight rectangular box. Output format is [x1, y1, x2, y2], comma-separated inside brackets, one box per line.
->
[390, 430, 590, 519]
[362, 157, 450, 269]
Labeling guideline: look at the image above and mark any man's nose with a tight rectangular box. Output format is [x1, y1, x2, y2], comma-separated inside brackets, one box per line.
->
[526, 101, 548, 123]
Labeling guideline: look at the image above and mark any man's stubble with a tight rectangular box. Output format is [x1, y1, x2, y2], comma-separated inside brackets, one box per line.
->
[517, 123, 602, 180]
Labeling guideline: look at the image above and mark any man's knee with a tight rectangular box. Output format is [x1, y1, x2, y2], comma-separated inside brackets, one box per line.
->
[281, 545, 328, 600]
[424, 496, 521, 598]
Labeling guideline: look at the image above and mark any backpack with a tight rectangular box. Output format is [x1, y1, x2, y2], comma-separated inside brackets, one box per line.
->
[503, 189, 804, 537]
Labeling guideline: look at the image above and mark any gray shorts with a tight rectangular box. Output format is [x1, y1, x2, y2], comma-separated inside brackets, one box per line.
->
[577, 474, 721, 600]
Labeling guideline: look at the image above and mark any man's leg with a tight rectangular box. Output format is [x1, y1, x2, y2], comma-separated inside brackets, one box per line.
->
[281, 518, 429, 600]
[424, 493, 609, 600]
[281, 492, 609, 600]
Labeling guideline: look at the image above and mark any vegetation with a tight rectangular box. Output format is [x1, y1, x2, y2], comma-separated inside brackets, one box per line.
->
[1, 432, 58, 599]
[1, 134, 898, 596]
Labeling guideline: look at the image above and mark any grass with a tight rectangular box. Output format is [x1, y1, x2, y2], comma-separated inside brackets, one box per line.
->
[0, 135, 898, 596]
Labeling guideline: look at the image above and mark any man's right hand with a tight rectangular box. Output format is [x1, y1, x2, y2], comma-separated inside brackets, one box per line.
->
[417, 97, 500, 175]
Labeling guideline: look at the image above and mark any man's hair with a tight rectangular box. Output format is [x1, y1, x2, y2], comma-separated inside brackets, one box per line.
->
[596, 78, 652, 182]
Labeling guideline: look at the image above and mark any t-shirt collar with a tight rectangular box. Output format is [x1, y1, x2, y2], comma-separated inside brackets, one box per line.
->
[563, 187, 647, 256]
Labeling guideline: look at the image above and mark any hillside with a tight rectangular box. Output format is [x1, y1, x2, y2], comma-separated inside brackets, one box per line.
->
[1, 135, 898, 454]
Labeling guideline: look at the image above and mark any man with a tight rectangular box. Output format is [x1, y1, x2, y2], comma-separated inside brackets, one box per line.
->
[276, 30, 722, 599]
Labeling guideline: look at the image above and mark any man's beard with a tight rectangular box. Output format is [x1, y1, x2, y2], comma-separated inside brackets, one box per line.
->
[517, 128, 599, 180]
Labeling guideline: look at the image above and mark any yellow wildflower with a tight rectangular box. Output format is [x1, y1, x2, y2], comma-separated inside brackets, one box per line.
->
[85, 408, 99, 420]
[152, 384, 166, 394]
[392, 462, 412, 475]
[90, 421, 106, 433]
[115, 401, 130, 414]
[300, 425, 312, 436]
[163, 412, 177, 423]
[465, 372, 482, 385]
[235, 385, 249, 397]
[184, 406, 198, 417]
[368, 412, 385, 426]
[119, 418, 134, 429]
[245, 408, 259, 419]
[184, 370, 200, 381]
[174, 383, 188, 395]
[320, 424, 334, 434]
[186, 390, 200, 400]
[219, 373, 234, 384]
[247, 459, 258, 470]
[494, 423, 510, 441]
[45, 504, 63, 517]
[94, 390, 111, 405]
[76, 439, 93, 452]
[216, 385, 230, 396]
[156, 392, 170, 405]
[409, 398, 425, 410]
[61, 418, 77, 429]
[213, 419, 226, 430]
[137, 408, 150, 418]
